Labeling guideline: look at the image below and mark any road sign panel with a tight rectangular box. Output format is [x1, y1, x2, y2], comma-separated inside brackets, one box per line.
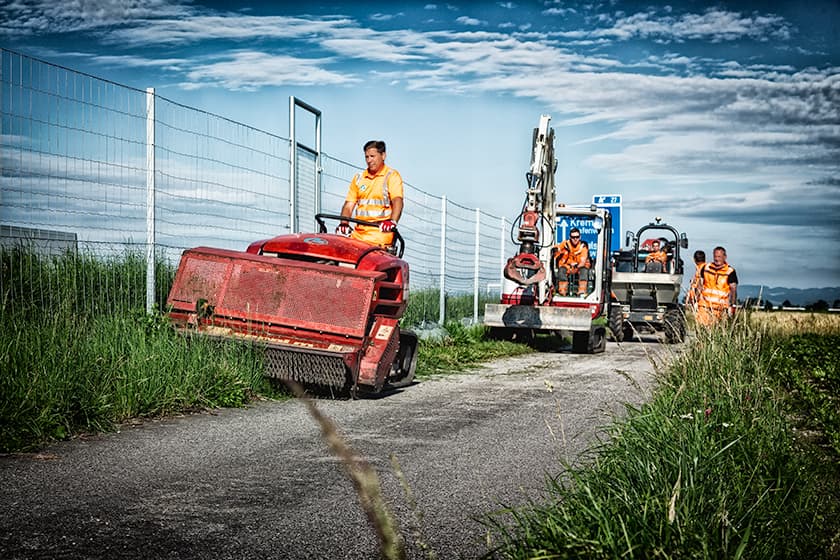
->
[592, 194, 622, 252]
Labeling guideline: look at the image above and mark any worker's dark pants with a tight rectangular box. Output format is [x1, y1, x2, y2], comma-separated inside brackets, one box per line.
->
[556, 267, 591, 296]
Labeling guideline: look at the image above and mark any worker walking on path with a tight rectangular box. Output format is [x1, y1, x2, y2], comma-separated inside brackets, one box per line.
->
[686, 249, 706, 310]
[553, 227, 591, 296]
[337, 140, 404, 248]
[696, 246, 738, 326]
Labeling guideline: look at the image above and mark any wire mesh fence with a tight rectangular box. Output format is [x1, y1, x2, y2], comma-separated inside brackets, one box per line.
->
[1, 48, 517, 326]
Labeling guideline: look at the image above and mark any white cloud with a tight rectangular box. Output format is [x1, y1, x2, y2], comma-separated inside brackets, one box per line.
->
[552, 8, 793, 43]
[543, 8, 576, 16]
[108, 15, 357, 45]
[456, 16, 485, 26]
[371, 13, 403, 22]
[181, 51, 360, 91]
[6, 0, 838, 279]
[320, 36, 425, 63]
[0, 0, 192, 36]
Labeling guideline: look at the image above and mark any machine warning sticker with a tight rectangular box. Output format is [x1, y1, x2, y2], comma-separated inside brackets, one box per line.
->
[375, 325, 394, 340]
[303, 237, 328, 245]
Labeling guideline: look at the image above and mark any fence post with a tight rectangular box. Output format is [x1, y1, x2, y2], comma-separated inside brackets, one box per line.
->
[500, 216, 507, 293]
[439, 195, 447, 325]
[473, 207, 480, 324]
[145, 87, 155, 314]
[288, 97, 297, 233]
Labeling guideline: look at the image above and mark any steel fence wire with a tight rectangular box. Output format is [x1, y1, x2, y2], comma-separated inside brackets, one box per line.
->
[1, 48, 518, 326]
[153, 95, 290, 268]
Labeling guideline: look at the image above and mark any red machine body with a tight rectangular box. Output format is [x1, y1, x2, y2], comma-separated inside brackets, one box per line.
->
[167, 220, 417, 395]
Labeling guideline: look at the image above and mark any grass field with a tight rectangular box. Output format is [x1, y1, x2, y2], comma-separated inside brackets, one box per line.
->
[484, 311, 840, 559]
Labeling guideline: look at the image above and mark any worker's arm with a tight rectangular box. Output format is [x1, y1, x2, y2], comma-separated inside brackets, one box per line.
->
[578, 246, 589, 268]
[729, 283, 738, 306]
[339, 200, 356, 222]
[389, 196, 403, 223]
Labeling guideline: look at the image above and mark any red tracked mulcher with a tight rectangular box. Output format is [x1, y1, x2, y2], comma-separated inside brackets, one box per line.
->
[166, 214, 418, 396]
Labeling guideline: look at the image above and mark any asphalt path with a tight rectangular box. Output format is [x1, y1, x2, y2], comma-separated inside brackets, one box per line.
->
[1, 339, 667, 559]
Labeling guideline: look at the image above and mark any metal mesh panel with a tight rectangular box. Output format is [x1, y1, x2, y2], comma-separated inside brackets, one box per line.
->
[294, 146, 317, 233]
[221, 262, 374, 336]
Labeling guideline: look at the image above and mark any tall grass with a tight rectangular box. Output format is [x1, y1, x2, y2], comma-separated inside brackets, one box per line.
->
[1, 246, 274, 452]
[1, 245, 174, 315]
[402, 288, 500, 327]
[484, 315, 840, 559]
[0, 309, 270, 452]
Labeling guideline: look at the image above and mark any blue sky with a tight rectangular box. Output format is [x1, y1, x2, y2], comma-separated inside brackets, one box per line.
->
[2, 0, 839, 288]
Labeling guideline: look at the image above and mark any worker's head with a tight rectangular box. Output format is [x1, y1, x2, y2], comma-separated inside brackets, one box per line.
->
[569, 228, 581, 245]
[693, 250, 705, 264]
[651, 240, 660, 251]
[713, 246, 727, 266]
[363, 140, 386, 174]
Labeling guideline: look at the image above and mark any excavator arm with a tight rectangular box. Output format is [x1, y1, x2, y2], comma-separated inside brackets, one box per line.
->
[504, 114, 557, 303]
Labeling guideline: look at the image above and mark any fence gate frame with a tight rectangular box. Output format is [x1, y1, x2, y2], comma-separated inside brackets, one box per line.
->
[289, 97, 322, 234]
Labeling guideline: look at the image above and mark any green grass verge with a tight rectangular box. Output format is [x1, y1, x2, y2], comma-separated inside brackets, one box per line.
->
[415, 322, 534, 378]
[0, 309, 281, 452]
[483, 318, 840, 559]
[772, 332, 840, 454]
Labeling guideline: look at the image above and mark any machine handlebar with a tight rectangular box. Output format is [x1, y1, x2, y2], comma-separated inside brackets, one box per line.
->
[314, 213, 405, 259]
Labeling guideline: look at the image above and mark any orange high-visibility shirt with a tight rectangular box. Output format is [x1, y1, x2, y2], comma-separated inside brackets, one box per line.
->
[554, 239, 590, 272]
[686, 262, 705, 304]
[699, 263, 738, 310]
[345, 164, 404, 247]
[645, 250, 667, 265]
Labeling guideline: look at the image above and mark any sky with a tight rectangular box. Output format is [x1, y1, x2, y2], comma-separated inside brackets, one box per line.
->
[2, 0, 839, 289]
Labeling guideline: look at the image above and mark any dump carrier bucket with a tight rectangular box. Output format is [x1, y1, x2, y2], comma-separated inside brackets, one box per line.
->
[166, 247, 385, 388]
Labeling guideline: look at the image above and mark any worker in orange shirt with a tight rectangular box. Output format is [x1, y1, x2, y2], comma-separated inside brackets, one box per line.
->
[644, 239, 668, 272]
[337, 140, 404, 248]
[553, 228, 591, 296]
[696, 246, 738, 326]
[685, 250, 706, 309]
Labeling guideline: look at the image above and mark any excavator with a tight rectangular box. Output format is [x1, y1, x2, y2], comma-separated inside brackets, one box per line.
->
[484, 115, 620, 353]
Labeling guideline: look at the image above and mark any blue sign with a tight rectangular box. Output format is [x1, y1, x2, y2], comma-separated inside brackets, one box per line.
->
[592, 194, 622, 252]
[556, 216, 604, 262]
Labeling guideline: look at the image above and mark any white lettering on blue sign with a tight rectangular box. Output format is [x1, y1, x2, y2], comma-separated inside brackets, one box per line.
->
[593, 194, 621, 205]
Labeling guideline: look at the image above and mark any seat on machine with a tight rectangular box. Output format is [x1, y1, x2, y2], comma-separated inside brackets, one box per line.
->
[645, 260, 663, 273]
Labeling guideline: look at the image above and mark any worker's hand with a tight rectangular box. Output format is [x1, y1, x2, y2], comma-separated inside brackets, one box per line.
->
[379, 219, 397, 232]
[336, 221, 352, 236]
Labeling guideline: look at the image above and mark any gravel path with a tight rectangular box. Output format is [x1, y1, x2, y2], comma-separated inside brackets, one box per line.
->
[1, 339, 668, 559]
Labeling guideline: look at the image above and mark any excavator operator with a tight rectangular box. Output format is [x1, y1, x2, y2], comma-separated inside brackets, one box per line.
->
[337, 140, 404, 248]
[553, 227, 591, 296]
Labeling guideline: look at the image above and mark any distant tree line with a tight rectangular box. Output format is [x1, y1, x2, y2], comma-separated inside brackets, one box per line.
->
[738, 299, 840, 311]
